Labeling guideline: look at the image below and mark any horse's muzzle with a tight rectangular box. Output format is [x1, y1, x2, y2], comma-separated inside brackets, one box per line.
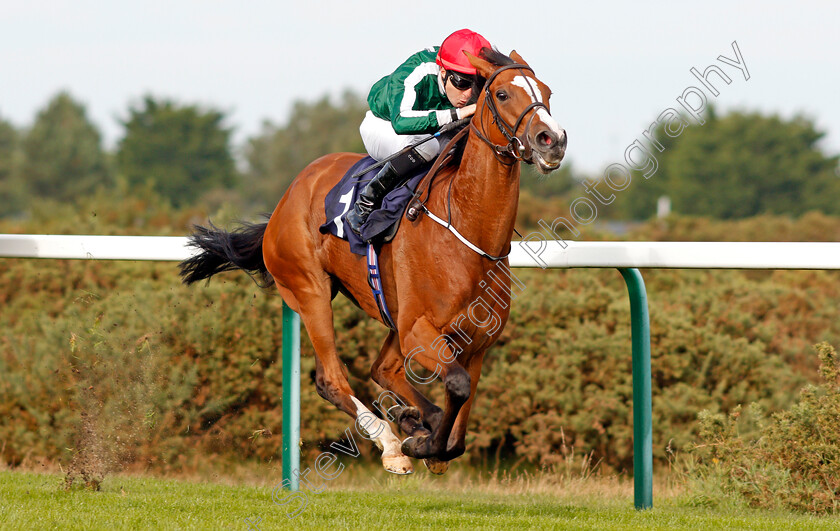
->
[531, 128, 567, 174]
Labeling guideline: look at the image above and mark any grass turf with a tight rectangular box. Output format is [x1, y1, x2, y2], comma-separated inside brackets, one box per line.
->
[1, 470, 838, 530]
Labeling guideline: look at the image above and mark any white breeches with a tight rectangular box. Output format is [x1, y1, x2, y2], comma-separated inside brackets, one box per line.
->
[359, 111, 440, 162]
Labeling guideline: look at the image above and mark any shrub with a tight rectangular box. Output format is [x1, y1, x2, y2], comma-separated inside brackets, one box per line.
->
[682, 342, 840, 514]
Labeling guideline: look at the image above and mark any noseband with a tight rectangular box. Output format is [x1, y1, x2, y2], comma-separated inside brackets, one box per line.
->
[471, 63, 549, 164]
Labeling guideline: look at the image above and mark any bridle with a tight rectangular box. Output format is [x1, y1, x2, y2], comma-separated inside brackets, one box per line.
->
[471, 63, 549, 164]
[408, 62, 552, 261]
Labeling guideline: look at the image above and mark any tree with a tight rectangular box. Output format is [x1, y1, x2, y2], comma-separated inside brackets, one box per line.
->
[243, 90, 367, 209]
[613, 108, 840, 219]
[0, 116, 25, 217]
[20, 92, 110, 203]
[0, 117, 15, 180]
[116, 96, 237, 207]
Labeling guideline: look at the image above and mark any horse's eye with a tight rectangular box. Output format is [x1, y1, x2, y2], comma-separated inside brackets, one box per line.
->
[495, 90, 508, 101]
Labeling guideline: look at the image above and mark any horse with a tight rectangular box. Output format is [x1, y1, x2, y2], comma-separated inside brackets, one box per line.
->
[180, 48, 567, 475]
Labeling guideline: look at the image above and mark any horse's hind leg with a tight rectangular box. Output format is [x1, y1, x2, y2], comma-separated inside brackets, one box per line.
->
[293, 285, 413, 475]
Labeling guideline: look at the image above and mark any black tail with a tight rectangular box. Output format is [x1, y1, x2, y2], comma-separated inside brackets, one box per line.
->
[179, 221, 274, 288]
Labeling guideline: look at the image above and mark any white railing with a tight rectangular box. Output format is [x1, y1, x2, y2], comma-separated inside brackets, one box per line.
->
[2, 234, 839, 269]
[0, 234, 192, 261]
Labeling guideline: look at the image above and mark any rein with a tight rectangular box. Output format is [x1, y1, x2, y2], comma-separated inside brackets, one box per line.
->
[405, 125, 510, 261]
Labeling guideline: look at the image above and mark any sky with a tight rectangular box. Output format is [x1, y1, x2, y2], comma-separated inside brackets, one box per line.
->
[1, 1, 838, 176]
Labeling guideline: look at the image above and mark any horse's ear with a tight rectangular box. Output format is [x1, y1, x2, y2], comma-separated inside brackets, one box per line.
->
[510, 50, 530, 67]
[465, 51, 495, 78]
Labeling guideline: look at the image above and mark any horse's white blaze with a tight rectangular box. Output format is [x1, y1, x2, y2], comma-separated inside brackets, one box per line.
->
[511, 76, 544, 103]
[511, 75, 564, 138]
[349, 396, 403, 458]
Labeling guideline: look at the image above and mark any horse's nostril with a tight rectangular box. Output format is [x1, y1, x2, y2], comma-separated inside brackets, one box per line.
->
[537, 131, 555, 147]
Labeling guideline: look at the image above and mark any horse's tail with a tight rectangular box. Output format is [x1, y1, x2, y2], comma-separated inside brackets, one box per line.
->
[179, 221, 275, 288]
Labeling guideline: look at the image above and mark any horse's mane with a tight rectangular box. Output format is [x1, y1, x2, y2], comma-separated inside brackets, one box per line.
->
[478, 47, 514, 67]
[473, 48, 513, 91]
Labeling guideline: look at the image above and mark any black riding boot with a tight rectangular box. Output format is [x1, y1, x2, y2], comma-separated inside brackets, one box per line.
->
[346, 148, 428, 237]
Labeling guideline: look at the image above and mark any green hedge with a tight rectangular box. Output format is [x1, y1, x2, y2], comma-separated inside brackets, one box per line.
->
[2, 193, 839, 475]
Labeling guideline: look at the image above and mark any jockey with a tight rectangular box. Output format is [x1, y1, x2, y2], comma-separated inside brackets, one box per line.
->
[346, 28, 492, 236]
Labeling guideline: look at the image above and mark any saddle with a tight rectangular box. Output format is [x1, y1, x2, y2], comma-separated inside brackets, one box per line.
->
[318, 157, 426, 255]
[319, 127, 468, 255]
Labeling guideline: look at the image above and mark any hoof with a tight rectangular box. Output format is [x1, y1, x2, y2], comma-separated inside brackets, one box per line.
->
[424, 457, 449, 475]
[401, 436, 415, 457]
[401, 434, 433, 459]
[383, 455, 414, 475]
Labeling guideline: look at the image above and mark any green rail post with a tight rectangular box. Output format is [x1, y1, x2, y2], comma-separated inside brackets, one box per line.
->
[618, 268, 653, 510]
[281, 301, 301, 491]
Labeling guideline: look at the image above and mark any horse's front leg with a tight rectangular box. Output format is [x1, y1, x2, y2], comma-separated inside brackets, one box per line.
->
[398, 318, 471, 461]
[409, 349, 487, 475]
[371, 331, 441, 440]
[439, 349, 486, 462]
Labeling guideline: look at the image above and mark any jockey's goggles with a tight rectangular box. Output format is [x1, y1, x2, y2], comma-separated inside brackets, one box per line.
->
[446, 71, 476, 91]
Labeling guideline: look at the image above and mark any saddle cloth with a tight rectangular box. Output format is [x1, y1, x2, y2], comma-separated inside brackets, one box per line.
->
[318, 156, 427, 255]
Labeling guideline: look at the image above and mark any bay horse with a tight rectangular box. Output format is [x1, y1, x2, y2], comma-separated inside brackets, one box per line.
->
[180, 48, 566, 475]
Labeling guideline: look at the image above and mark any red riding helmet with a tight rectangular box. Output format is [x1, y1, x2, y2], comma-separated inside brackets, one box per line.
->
[436, 29, 492, 75]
